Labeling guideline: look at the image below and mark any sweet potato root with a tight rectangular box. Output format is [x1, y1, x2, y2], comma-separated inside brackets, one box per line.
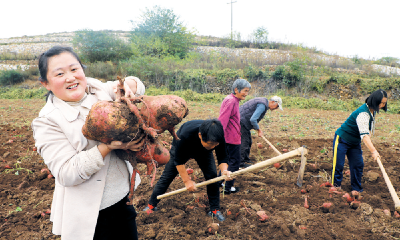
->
[82, 101, 141, 143]
[82, 92, 188, 203]
[136, 95, 189, 140]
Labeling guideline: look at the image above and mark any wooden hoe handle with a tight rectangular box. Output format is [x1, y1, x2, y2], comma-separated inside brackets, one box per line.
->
[261, 135, 282, 156]
[376, 156, 400, 212]
[157, 147, 307, 200]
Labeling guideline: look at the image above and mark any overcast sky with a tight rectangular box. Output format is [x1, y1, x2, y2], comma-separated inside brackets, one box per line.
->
[2, 0, 399, 60]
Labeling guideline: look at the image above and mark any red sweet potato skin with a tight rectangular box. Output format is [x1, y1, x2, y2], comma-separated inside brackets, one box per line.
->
[140, 95, 189, 128]
[139, 95, 189, 137]
[82, 95, 188, 179]
[135, 138, 170, 164]
[82, 101, 141, 143]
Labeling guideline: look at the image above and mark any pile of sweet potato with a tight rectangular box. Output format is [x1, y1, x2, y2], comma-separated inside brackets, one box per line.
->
[82, 85, 189, 203]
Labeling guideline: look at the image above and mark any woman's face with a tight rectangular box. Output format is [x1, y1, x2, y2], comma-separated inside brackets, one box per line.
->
[234, 87, 250, 101]
[41, 52, 87, 102]
[379, 97, 388, 109]
[198, 133, 219, 150]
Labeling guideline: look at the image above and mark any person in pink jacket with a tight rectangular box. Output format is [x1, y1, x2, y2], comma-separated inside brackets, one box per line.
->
[32, 46, 145, 240]
[218, 78, 251, 194]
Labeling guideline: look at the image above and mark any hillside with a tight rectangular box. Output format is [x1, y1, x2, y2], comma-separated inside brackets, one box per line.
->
[1, 31, 400, 102]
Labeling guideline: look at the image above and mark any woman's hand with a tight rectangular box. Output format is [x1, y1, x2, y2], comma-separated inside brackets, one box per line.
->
[222, 169, 233, 181]
[184, 179, 197, 192]
[107, 135, 146, 151]
[113, 77, 138, 101]
[371, 150, 380, 161]
[98, 135, 146, 158]
[362, 135, 380, 161]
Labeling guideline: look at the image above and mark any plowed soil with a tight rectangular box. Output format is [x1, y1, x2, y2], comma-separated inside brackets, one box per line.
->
[1, 99, 400, 240]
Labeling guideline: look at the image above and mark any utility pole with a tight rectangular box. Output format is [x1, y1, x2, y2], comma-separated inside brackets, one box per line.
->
[227, 0, 237, 40]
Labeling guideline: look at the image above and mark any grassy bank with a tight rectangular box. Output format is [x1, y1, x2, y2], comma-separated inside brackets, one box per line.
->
[3, 86, 397, 114]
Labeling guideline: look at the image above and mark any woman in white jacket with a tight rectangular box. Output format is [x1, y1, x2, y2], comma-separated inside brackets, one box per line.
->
[32, 46, 145, 240]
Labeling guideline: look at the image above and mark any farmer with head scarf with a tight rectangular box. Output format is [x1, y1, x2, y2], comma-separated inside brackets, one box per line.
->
[332, 89, 387, 197]
[218, 78, 251, 194]
[239, 96, 283, 168]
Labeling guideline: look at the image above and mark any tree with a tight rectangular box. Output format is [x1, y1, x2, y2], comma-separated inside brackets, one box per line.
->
[376, 57, 400, 67]
[250, 26, 268, 48]
[72, 29, 132, 62]
[130, 5, 195, 58]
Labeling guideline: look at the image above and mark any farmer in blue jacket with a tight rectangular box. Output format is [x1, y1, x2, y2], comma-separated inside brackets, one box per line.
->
[332, 89, 387, 197]
[239, 96, 283, 168]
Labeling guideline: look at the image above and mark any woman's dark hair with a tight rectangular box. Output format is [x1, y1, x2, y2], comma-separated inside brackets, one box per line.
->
[38, 46, 85, 100]
[199, 119, 224, 143]
[365, 89, 387, 113]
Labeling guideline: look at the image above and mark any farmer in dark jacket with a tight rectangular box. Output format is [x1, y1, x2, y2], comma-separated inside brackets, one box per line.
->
[239, 96, 283, 168]
[143, 119, 232, 222]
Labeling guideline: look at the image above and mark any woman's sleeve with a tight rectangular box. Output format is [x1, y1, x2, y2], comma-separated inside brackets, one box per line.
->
[356, 112, 370, 140]
[218, 99, 234, 130]
[86, 77, 116, 100]
[32, 117, 105, 187]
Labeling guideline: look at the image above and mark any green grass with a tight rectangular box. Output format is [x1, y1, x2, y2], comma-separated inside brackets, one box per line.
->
[1, 85, 398, 114]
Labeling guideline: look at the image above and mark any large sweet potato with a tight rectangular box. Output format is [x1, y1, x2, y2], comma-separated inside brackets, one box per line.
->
[82, 94, 189, 203]
[137, 95, 189, 140]
[82, 101, 142, 143]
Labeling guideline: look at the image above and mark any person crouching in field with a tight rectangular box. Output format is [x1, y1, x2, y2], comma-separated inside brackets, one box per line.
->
[332, 89, 387, 198]
[32, 46, 146, 240]
[143, 119, 232, 222]
[218, 79, 251, 194]
[239, 96, 283, 168]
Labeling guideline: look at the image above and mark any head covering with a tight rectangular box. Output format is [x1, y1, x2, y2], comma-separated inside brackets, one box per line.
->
[125, 76, 145, 96]
[270, 96, 283, 110]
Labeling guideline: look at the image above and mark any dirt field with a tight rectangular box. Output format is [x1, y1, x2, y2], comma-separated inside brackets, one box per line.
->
[1, 99, 400, 240]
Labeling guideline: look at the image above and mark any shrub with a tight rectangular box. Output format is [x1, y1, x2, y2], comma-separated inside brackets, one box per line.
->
[284, 59, 306, 87]
[73, 29, 133, 62]
[244, 64, 266, 81]
[374, 57, 400, 68]
[0, 70, 26, 86]
[215, 68, 243, 84]
[0, 87, 47, 99]
[272, 65, 286, 82]
[85, 61, 117, 80]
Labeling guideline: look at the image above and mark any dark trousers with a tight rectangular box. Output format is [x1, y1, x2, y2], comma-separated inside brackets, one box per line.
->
[240, 124, 252, 164]
[332, 134, 364, 192]
[224, 143, 241, 189]
[149, 148, 220, 211]
[93, 195, 138, 240]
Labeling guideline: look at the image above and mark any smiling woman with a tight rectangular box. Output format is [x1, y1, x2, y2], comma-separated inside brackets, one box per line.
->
[32, 45, 146, 240]
[40, 52, 87, 102]
[38, 46, 87, 102]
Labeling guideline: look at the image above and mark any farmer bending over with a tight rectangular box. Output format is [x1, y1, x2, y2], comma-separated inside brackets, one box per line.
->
[239, 96, 283, 168]
[332, 89, 387, 197]
[143, 119, 232, 222]
[32, 46, 145, 240]
[218, 78, 251, 194]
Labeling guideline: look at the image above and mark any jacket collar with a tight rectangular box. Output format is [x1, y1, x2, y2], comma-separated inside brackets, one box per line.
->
[230, 93, 240, 102]
[51, 88, 99, 122]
